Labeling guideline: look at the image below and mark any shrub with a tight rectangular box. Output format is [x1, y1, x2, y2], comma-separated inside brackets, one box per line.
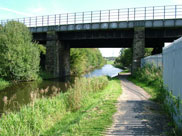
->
[0, 21, 42, 81]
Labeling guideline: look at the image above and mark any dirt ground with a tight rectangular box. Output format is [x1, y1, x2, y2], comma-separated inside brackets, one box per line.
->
[105, 74, 173, 136]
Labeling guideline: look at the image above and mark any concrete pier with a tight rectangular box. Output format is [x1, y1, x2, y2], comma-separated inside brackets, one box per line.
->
[132, 27, 145, 73]
[45, 31, 70, 80]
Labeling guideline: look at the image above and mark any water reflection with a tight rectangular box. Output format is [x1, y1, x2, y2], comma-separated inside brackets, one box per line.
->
[85, 64, 122, 78]
[0, 80, 68, 115]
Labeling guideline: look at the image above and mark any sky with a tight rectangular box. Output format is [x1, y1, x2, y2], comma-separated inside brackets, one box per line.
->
[0, 0, 181, 57]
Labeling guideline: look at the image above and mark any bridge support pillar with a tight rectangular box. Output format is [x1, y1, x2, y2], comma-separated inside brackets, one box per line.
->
[132, 27, 145, 74]
[45, 31, 70, 81]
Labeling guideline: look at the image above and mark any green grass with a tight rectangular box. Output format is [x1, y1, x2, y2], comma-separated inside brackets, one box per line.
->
[0, 78, 10, 90]
[0, 77, 122, 136]
[107, 60, 114, 65]
[119, 69, 130, 74]
[128, 65, 165, 103]
[128, 77, 159, 101]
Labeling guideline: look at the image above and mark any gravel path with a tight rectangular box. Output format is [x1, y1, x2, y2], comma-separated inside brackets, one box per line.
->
[105, 74, 172, 136]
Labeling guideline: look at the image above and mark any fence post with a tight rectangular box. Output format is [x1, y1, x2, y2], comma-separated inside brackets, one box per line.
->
[128, 8, 129, 21]
[29, 17, 31, 27]
[100, 10, 101, 22]
[144, 7, 146, 20]
[47, 15, 49, 26]
[42, 16, 43, 26]
[82, 12, 84, 23]
[36, 16, 37, 27]
[153, 6, 155, 20]
[175, 5, 177, 18]
[74, 13, 76, 24]
[164, 6, 165, 19]
[55, 15, 56, 25]
[134, 8, 136, 20]
[23, 18, 25, 25]
[118, 9, 120, 21]
[59, 14, 61, 25]
[91, 11, 93, 23]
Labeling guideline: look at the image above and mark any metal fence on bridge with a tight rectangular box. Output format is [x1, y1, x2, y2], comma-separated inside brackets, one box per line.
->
[1, 5, 182, 27]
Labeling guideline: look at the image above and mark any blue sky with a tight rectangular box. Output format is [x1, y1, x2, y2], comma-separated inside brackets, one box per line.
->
[0, 0, 181, 56]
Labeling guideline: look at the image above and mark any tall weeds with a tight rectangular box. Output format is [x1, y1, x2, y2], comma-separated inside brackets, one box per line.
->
[66, 76, 108, 111]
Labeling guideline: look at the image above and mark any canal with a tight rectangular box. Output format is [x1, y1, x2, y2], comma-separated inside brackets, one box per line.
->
[0, 64, 122, 115]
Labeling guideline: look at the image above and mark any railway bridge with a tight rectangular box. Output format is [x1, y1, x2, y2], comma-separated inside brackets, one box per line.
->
[1, 5, 182, 80]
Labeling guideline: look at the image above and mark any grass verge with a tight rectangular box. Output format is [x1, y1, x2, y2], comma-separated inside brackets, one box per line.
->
[0, 78, 10, 91]
[119, 69, 130, 74]
[128, 65, 165, 102]
[0, 77, 122, 136]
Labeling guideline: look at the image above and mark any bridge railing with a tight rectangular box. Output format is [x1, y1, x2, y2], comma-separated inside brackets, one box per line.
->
[1, 5, 182, 27]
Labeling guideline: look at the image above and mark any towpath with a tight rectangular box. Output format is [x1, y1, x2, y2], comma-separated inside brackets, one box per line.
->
[105, 73, 173, 136]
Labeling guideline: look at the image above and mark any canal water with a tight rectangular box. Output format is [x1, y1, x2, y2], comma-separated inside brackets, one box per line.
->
[85, 64, 122, 78]
[0, 64, 122, 115]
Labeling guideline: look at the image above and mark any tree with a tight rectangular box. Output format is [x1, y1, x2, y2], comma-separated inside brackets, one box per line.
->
[0, 21, 42, 81]
[114, 48, 153, 69]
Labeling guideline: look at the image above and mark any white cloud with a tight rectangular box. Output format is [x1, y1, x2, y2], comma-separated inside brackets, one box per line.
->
[0, 7, 33, 17]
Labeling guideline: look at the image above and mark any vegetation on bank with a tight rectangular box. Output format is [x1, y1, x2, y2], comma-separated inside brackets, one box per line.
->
[0, 21, 45, 81]
[119, 69, 130, 74]
[70, 48, 106, 75]
[114, 48, 153, 69]
[0, 76, 122, 135]
[129, 65, 165, 102]
[107, 60, 114, 65]
[129, 65, 180, 135]
[0, 78, 9, 90]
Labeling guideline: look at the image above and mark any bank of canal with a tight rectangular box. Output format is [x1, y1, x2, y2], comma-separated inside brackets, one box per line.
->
[0, 64, 122, 115]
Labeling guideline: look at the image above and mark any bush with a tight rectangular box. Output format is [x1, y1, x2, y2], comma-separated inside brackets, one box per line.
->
[0, 21, 42, 81]
[114, 48, 153, 69]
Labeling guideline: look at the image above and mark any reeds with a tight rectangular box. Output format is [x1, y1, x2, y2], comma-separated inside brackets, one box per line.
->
[66, 76, 108, 111]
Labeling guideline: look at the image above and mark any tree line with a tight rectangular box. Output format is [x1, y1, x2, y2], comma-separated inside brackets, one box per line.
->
[70, 48, 106, 75]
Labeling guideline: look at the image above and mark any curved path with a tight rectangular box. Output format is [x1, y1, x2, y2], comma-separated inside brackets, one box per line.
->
[105, 74, 172, 136]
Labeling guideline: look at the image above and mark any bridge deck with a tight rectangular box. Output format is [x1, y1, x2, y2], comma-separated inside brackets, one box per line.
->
[30, 19, 182, 33]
